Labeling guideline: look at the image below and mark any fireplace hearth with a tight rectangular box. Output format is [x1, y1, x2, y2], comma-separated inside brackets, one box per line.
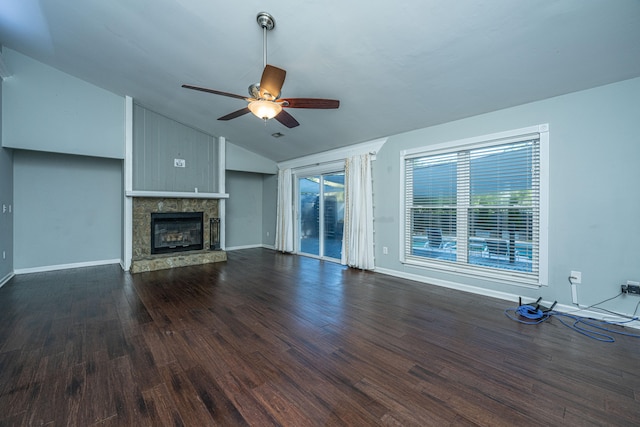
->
[151, 212, 203, 254]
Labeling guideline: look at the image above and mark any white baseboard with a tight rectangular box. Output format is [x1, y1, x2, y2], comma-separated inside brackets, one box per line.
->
[374, 266, 640, 330]
[225, 244, 274, 251]
[374, 266, 519, 303]
[0, 271, 15, 288]
[14, 259, 122, 275]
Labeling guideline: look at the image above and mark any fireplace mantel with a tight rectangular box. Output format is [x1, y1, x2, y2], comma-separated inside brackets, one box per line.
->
[126, 190, 229, 199]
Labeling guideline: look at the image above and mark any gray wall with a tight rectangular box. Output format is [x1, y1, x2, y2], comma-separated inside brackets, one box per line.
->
[133, 104, 218, 192]
[13, 151, 123, 270]
[0, 70, 14, 282]
[2, 48, 126, 272]
[1, 49, 124, 159]
[262, 174, 277, 247]
[2, 50, 278, 271]
[226, 142, 277, 248]
[373, 77, 640, 314]
[226, 171, 264, 249]
[227, 142, 277, 174]
[225, 171, 276, 250]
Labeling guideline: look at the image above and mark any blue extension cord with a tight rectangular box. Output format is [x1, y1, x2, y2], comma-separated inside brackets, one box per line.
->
[504, 304, 640, 342]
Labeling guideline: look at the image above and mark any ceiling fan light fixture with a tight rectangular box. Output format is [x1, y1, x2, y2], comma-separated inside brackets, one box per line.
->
[248, 99, 282, 120]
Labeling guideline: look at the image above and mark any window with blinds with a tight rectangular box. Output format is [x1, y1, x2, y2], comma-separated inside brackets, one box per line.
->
[402, 125, 548, 286]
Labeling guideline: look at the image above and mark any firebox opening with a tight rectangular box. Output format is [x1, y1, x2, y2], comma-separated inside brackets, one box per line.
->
[151, 212, 204, 255]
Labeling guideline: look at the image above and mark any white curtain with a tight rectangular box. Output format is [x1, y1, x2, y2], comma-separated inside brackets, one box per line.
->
[341, 153, 375, 270]
[275, 168, 294, 253]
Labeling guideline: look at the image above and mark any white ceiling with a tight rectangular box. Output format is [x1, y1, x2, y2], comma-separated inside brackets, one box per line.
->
[1, 1, 640, 162]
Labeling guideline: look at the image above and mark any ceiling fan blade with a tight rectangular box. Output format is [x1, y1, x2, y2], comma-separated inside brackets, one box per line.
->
[182, 84, 247, 100]
[275, 110, 300, 128]
[280, 98, 340, 109]
[218, 107, 251, 121]
[259, 65, 286, 99]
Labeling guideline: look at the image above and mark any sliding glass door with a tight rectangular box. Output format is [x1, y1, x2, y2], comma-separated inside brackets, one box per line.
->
[298, 172, 345, 260]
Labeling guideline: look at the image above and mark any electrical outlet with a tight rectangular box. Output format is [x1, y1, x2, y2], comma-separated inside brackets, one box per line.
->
[622, 281, 640, 295]
[570, 270, 581, 284]
[383, 246, 388, 255]
[174, 158, 186, 168]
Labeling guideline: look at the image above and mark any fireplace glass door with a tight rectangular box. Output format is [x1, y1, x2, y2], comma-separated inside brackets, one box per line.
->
[151, 212, 204, 254]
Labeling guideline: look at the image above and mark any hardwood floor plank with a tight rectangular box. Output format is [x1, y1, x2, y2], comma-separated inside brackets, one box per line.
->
[251, 381, 320, 426]
[157, 362, 219, 426]
[126, 333, 163, 390]
[215, 372, 281, 426]
[142, 383, 187, 427]
[76, 350, 117, 424]
[185, 365, 249, 426]
[0, 249, 639, 426]
[141, 323, 178, 368]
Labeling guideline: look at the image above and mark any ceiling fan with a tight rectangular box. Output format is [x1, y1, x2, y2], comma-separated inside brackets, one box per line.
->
[182, 12, 340, 129]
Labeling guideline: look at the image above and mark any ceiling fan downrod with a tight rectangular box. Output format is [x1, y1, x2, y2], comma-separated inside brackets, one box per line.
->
[256, 12, 275, 69]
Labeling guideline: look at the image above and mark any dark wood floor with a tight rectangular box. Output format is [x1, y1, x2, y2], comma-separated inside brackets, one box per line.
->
[1, 248, 639, 426]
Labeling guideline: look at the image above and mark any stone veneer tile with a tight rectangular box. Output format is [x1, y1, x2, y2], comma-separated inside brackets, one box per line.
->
[130, 250, 227, 274]
[131, 197, 225, 273]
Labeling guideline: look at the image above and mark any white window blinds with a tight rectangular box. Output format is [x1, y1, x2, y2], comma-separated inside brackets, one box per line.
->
[403, 129, 545, 286]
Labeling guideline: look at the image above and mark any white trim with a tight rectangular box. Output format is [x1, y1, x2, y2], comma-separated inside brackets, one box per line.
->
[125, 190, 229, 199]
[538, 127, 550, 287]
[375, 266, 528, 300]
[292, 168, 346, 260]
[124, 96, 134, 194]
[228, 244, 275, 251]
[15, 259, 121, 275]
[292, 173, 301, 254]
[399, 155, 407, 264]
[292, 161, 345, 176]
[398, 259, 542, 288]
[0, 272, 15, 288]
[399, 123, 549, 287]
[218, 137, 226, 193]
[123, 96, 134, 271]
[374, 266, 640, 330]
[218, 137, 227, 250]
[555, 305, 640, 330]
[401, 124, 545, 158]
[278, 137, 387, 170]
[225, 244, 269, 251]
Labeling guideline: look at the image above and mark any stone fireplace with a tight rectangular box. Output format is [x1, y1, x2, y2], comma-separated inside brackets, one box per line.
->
[130, 197, 226, 273]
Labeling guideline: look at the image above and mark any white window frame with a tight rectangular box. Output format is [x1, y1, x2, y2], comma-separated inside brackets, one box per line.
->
[400, 124, 549, 287]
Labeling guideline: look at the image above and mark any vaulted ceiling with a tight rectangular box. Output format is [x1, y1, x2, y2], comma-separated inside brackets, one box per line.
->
[1, 1, 640, 162]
